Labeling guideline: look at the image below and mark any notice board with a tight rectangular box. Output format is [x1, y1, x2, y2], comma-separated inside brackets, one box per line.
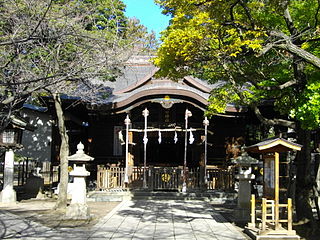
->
[263, 154, 275, 199]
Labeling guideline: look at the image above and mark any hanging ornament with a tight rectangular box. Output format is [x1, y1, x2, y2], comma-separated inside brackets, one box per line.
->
[189, 129, 195, 144]
[174, 131, 178, 144]
[158, 130, 162, 144]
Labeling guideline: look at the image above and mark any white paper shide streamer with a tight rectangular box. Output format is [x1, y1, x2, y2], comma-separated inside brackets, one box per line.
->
[158, 130, 162, 144]
[189, 129, 194, 144]
[143, 133, 148, 145]
[174, 131, 178, 144]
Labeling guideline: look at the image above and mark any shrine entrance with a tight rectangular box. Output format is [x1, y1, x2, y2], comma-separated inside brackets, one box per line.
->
[96, 101, 236, 191]
[121, 102, 207, 191]
[129, 102, 203, 168]
[135, 130, 186, 167]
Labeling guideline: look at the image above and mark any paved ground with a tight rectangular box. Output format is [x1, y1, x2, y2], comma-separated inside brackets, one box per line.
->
[0, 200, 249, 240]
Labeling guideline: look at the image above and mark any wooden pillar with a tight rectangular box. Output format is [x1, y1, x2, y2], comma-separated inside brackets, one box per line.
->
[262, 198, 267, 231]
[124, 115, 130, 184]
[275, 152, 280, 230]
[251, 194, 256, 227]
[128, 132, 134, 166]
[288, 198, 293, 231]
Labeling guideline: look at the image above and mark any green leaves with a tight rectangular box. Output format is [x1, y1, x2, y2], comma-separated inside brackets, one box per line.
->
[155, 0, 320, 130]
[291, 81, 320, 129]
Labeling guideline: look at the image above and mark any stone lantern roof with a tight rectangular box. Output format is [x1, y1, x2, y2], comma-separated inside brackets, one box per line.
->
[231, 148, 259, 166]
[67, 142, 94, 162]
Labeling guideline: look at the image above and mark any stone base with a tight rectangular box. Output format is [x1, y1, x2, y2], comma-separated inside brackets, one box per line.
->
[245, 227, 300, 240]
[0, 188, 16, 203]
[36, 190, 46, 199]
[65, 203, 91, 220]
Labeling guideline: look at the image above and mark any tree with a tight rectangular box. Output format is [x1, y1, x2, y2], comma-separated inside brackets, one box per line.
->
[0, 0, 156, 209]
[154, 0, 320, 230]
[0, 0, 157, 130]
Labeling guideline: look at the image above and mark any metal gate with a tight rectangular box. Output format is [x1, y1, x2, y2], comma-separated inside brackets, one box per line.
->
[97, 165, 234, 191]
[149, 167, 182, 190]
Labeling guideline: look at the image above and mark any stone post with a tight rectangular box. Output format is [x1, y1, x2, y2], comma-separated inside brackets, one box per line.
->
[236, 171, 255, 221]
[0, 149, 17, 203]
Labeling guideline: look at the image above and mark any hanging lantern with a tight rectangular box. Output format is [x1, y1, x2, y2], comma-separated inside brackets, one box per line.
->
[0, 127, 23, 148]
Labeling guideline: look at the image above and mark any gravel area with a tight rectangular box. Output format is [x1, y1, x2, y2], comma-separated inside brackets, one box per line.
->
[0, 199, 120, 230]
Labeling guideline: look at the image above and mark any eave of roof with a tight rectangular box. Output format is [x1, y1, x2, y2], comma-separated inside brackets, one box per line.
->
[23, 103, 47, 112]
[245, 137, 302, 153]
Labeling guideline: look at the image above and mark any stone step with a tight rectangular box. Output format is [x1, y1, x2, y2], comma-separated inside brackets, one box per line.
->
[87, 190, 237, 203]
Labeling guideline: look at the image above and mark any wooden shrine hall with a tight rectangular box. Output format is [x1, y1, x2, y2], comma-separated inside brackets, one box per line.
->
[50, 56, 262, 191]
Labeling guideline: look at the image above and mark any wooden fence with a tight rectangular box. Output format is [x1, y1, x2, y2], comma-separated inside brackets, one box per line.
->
[97, 165, 235, 191]
[207, 167, 234, 190]
[97, 166, 126, 189]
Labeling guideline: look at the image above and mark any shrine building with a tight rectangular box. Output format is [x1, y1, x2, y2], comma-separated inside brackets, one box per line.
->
[48, 55, 263, 191]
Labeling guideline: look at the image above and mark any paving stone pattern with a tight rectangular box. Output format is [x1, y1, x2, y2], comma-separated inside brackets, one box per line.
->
[0, 200, 248, 239]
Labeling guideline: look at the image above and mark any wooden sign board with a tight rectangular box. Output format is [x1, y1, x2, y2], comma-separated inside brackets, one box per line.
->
[263, 154, 275, 199]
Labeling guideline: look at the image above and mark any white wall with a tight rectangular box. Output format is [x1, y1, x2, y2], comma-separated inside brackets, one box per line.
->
[17, 109, 53, 163]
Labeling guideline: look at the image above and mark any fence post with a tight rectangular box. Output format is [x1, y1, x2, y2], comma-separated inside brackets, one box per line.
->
[262, 198, 267, 231]
[288, 198, 293, 231]
[25, 157, 29, 180]
[248, 194, 256, 228]
[17, 161, 21, 186]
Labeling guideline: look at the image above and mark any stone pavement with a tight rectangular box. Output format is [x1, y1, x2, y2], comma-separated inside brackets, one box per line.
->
[0, 200, 249, 239]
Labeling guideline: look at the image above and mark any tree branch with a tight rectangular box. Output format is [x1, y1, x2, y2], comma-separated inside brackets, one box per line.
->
[193, 0, 214, 7]
[283, 6, 298, 36]
[260, 31, 320, 69]
[229, 0, 240, 22]
[251, 104, 296, 129]
[221, 62, 296, 129]
[250, 78, 298, 91]
[239, 0, 255, 28]
[314, 0, 320, 28]
[276, 42, 320, 69]
[0, 0, 53, 47]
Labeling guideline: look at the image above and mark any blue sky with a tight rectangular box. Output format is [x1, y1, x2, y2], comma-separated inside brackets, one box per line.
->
[122, 0, 171, 39]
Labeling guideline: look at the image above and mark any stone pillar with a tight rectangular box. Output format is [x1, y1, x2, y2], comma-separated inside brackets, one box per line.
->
[235, 173, 255, 221]
[0, 149, 16, 203]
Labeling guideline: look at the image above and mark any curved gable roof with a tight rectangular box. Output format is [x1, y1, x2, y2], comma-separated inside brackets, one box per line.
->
[115, 67, 211, 95]
[88, 56, 246, 114]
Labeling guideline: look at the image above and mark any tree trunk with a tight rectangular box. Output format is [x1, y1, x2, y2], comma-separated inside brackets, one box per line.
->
[315, 155, 320, 220]
[53, 93, 69, 209]
[295, 126, 315, 224]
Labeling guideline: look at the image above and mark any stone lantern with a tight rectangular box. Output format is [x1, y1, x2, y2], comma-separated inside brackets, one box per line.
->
[65, 142, 94, 219]
[232, 148, 259, 221]
[0, 116, 35, 204]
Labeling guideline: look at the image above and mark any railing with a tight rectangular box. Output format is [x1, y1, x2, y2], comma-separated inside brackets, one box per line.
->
[41, 162, 59, 185]
[0, 160, 59, 187]
[188, 167, 202, 189]
[207, 166, 234, 190]
[97, 165, 235, 191]
[249, 194, 294, 234]
[0, 158, 36, 186]
[97, 166, 126, 189]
